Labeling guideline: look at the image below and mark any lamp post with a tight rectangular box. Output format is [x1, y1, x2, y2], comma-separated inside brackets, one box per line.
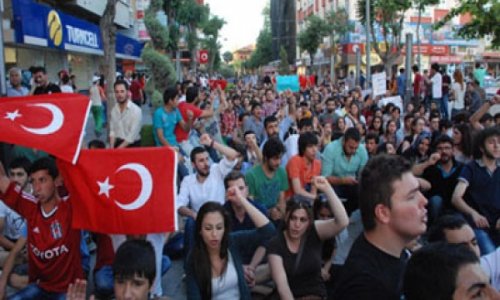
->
[365, 0, 371, 88]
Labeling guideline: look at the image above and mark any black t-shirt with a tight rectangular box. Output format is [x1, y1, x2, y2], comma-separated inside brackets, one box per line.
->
[33, 82, 61, 95]
[422, 159, 463, 208]
[332, 234, 408, 300]
[267, 224, 325, 298]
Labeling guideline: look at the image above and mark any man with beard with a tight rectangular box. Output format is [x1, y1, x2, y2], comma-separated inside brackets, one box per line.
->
[452, 127, 500, 256]
[109, 79, 142, 148]
[246, 137, 288, 221]
[177, 133, 239, 255]
[32, 66, 61, 95]
[319, 97, 340, 128]
[413, 135, 464, 225]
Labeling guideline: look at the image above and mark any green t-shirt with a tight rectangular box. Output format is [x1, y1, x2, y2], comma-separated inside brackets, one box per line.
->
[245, 164, 289, 209]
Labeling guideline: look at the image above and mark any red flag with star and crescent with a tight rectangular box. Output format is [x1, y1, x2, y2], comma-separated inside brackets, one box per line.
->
[0, 94, 91, 164]
[57, 147, 178, 234]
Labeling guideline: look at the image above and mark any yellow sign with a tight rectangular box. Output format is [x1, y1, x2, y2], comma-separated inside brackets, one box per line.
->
[362, 53, 382, 65]
[47, 10, 63, 47]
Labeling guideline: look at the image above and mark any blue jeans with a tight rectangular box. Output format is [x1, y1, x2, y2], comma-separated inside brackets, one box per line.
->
[427, 195, 443, 226]
[474, 228, 496, 256]
[440, 94, 449, 120]
[8, 283, 66, 300]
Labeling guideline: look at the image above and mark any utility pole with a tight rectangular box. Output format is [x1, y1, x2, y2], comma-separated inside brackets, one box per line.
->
[0, 0, 6, 95]
[405, 33, 413, 109]
[365, 0, 371, 88]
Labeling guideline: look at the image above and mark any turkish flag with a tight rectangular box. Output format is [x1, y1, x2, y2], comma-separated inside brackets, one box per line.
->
[198, 49, 209, 64]
[209, 79, 227, 91]
[57, 147, 178, 234]
[0, 94, 91, 164]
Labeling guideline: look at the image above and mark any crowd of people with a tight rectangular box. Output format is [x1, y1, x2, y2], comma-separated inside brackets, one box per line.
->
[0, 61, 499, 300]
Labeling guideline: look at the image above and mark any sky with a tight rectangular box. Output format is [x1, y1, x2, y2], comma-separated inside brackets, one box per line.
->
[205, 0, 267, 52]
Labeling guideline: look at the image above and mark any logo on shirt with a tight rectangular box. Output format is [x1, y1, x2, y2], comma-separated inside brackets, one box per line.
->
[50, 220, 63, 240]
[30, 244, 69, 260]
[33, 227, 40, 234]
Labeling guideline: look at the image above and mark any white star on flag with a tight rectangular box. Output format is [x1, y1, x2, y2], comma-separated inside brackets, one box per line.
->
[97, 177, 114, 198]
[5, 110, 22, 121]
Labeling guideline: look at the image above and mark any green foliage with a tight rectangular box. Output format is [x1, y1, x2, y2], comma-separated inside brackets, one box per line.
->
[278, 46, 289, 74]
[325, 8, 353, 45]
[141, 47, 176, 90]
[247, 2, 273, 69]
[219, 64, 235, 78]
[222, 51, 233, 64]
[298, 15, 330, 66]
[434, 0, 499, 48]
[199, 16, 225, 73]
[144, 0, 170, 50]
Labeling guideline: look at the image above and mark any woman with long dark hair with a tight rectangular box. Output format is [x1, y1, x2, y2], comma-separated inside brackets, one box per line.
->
[186, 186, 275, 300]
[452, 123, 473, 163]
[268, 176, 349, 299]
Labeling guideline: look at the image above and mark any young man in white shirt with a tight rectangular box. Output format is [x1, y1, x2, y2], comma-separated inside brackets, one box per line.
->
[425, 63, 442, 113]
[177, 133, 239, 258]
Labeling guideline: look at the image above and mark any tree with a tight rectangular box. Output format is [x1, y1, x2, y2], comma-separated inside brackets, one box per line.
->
[100, 0, 117, 114]
[247, 3, 273, 69]
[200, 16, 225, 73]
[434, 0, 499, 48]
[222, 51, 233, 64]
[414, 0, 439, 69]
[325, 8, 353, 81]
[297, 15, 329, 68]
[278, 46, 289, 74]
[142, 0, 176, 109]
[176, 0, 209, 69]
[357, 0, 412, 76]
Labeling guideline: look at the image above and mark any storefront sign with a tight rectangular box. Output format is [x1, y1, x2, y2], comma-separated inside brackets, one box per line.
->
[13, 0, 144, 59]
[430, 56, 463, 64]
[401, 45, 449, 56]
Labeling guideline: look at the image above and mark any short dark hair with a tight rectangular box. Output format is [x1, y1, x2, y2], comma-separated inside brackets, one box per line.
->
[113, 79, 129, 90]
[223, 171, 246, 189]
[365, 132, 379, 144]
[186, 86, 199, 103]
[264, 115, 278, 129]
[298, 132, 318, 156]
[113, 239, 156, 287]
[433, 134, 453, 149]
[163, 87, 178, 104]
[33, 66, 47, 74]
[9, 157, 31, 173]
[412, 65, 419, 72]
[29, 157, 58, 179]
[298, 118, 313, 130]
[403, 242, 479, 300]
[190, 146, 208, 163]
[251, 103, 262, 112]
[431, 63, 440, 72]
[473, 127, 500, 159]
[344, 127, 361, 143]
[262, 137, 286, 160]
[359, 155, 412, 231]
[88, 139, 106, 149]
[427, 215, 468, 243]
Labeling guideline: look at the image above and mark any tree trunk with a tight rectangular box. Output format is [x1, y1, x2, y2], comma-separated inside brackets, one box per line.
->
[416, 5, 422, 71]
[100, 0, 117, 120]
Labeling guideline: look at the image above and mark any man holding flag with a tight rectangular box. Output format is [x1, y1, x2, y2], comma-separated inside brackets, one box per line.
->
[0, 157, 83, 299]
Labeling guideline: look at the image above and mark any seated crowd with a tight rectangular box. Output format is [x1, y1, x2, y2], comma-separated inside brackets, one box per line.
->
[0, 65, 499, 300]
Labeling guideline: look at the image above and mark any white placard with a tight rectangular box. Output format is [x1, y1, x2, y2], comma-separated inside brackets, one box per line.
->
[372, 72, 387, 97]
[379, 95, 403, 112]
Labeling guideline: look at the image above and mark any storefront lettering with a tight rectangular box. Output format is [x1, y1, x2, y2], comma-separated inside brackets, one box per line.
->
[65, 25, 98, 48]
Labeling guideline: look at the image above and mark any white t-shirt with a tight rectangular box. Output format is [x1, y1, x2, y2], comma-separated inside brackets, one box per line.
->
[451, 82, 465, 110]
[211, 252, 240, 300]
[431, 73, 443, 98]
[177, 157, 238, 212]
[481, 247, 500, 291]
[60, 85, 74, 93]
[89, 85, 102, 107]
[0, 201, 26, 240]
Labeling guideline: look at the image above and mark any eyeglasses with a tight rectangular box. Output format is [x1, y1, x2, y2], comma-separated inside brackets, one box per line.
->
[289, 195, 313, 208]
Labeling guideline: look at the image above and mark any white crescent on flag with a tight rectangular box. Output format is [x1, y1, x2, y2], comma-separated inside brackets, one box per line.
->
[20, 103, 64, 135]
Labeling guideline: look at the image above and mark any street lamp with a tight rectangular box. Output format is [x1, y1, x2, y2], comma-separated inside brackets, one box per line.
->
[365, 0, 371, 88]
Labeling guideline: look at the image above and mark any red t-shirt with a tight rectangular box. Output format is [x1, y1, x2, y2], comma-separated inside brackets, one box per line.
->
[174, 102, 203, 143]
[414, 73, 423, 96]
[2, 183, 83, 293]
[94, 234, 115, 272]
[129, 80, 142, 101]
[299, 75, 308, 89]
